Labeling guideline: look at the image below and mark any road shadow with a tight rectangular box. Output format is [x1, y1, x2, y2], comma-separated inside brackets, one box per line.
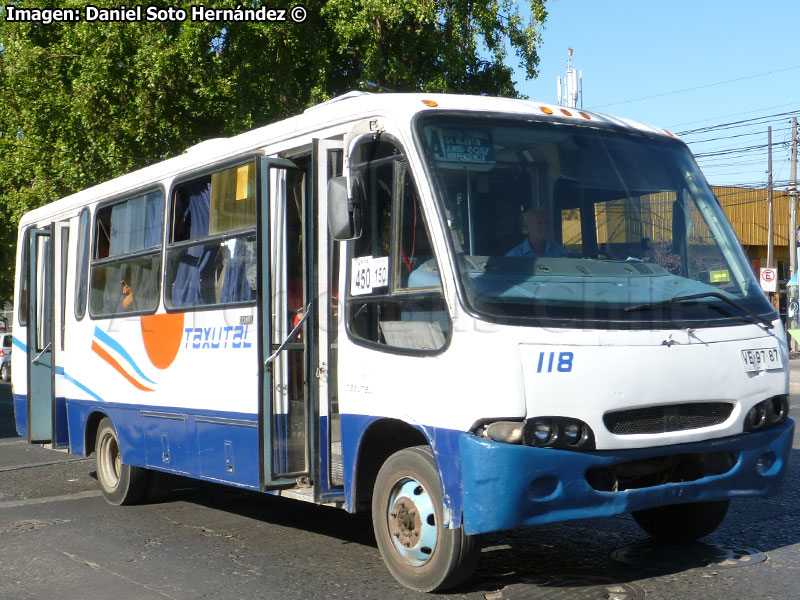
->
[131, 446, 800, 597]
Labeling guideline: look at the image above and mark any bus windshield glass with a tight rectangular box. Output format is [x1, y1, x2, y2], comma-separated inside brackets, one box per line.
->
[415, 114, 775, 329]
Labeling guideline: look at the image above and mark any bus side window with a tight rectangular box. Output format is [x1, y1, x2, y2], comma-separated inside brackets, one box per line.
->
[89, 191, 163, 317]
[165, 162, 257, 309]
[74, 208, 90, 320]
[346, 140, 449, 352]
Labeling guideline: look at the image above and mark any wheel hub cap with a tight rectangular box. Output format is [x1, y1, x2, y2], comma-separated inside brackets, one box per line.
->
[387, 479, 437, 566]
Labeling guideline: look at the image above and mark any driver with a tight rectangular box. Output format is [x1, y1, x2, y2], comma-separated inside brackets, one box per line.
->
[506, 207, 569, 258]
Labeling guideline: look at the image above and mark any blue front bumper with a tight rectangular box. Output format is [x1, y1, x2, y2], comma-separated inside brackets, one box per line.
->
[459, 419, 794, 535]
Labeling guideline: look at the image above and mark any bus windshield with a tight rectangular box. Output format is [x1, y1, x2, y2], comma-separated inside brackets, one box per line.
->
[415, 114, 775, 329]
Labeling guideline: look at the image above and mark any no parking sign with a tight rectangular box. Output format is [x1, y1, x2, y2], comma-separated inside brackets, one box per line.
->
[760, 267, 777, 293]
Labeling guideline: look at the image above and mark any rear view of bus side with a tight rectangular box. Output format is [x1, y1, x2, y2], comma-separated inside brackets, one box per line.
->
[11, 93, 794, 592]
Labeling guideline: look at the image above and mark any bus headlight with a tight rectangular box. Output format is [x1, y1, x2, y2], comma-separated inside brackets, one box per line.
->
[475, 417, 596, 450]
[530, 418, 555, 445]
[745, 395, 789, 432]
[523, 417, 595, 450]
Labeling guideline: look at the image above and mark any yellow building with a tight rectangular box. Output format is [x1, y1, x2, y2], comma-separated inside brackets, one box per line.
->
[713, 185, 793, 278]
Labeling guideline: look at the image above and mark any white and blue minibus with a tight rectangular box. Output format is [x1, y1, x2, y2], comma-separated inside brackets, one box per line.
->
[11, 93, 794, 591]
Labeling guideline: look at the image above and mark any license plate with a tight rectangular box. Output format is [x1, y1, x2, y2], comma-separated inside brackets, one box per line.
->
[740, 347, 782, 373]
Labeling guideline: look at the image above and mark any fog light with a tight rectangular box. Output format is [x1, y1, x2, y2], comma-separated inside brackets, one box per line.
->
[756, 451, 777, 475]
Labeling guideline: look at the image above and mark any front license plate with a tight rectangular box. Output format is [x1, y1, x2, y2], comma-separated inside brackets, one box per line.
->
[740, 347, 782, 373]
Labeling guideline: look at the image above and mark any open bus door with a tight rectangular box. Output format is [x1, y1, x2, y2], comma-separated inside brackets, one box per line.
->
[26, 227, 54, 444]
[259, 156, 310, 489]
[313, 138, 345, 500]
[258, 140, 345, 499]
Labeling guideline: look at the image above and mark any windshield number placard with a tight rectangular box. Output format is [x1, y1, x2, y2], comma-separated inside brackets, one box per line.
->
[351, 256, 389, 296]
[740, 347, 782, 373]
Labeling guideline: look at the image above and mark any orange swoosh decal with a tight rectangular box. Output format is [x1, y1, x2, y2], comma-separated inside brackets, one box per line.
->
[92, 341, 154, 392]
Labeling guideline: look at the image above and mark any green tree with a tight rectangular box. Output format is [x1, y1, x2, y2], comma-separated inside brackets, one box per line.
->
[0, 0, 547, 300]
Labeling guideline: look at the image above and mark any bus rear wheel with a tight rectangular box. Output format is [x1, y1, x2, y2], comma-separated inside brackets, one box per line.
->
[95, 417, 148, 506]
[632, 500, 730, 543]
[371, 446, 480, 592]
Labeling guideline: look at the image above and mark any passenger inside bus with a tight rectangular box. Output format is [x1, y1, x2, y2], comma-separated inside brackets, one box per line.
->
[506, 206, 569, 258]
[121, 276, 134, 311]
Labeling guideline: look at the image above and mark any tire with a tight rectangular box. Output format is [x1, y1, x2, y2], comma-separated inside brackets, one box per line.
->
[372, 446, 480, 592]
[632, 500, 730, 543]
[0, 362, 9, 382]
[95, 417, 148, 506]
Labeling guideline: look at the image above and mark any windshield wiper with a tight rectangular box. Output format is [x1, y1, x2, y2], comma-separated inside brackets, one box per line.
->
[624, 292, 774, 329]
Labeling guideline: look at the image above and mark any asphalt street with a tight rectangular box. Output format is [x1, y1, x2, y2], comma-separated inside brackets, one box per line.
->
[2, 373, 800, 599]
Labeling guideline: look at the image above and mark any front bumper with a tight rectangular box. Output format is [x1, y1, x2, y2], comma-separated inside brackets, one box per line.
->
[459, 419, 794, 535]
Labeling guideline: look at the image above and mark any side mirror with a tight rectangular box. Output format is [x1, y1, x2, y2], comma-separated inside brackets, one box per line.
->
[328, 176, 361, 240]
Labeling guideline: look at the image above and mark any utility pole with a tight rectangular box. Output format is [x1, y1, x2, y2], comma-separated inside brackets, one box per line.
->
[789, 117, 798, 351]
[767, 127, 774, 268]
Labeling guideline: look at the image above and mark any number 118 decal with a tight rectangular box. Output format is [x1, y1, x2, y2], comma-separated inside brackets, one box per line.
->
[536, 351, 574, 373]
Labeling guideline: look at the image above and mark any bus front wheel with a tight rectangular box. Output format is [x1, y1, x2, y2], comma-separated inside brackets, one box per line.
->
[371, 446, 480, 592]
[632, 500, 730, 543]
[95, 417, 148, 506]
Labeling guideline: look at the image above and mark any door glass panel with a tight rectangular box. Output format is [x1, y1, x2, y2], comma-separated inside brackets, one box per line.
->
[327, 149, 344, 486]
[36, 235, 53, 352]
[28, 229, 54, 444]
[272, 166, 308, 476]
[60, 228, 69, 350]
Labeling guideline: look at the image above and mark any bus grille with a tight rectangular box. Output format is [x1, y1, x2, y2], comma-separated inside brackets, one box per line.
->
[604, 403, 734, 435]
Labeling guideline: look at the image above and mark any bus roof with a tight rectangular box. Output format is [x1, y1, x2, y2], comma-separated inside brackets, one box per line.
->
[19, 92, 676, 225]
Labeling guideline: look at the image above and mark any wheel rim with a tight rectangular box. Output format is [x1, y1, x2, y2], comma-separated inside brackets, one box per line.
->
[386, 477, 438, 567]
[98, 430, 121, 490]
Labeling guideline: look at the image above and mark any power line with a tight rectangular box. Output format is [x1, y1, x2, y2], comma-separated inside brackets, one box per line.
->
[590, 65, 800, 110]
[678, 109, 800, 136]
[668, 101, 800, 129]
[686, 125, 793, 145]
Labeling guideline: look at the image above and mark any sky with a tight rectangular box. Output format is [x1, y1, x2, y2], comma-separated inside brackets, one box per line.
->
[512, 0, 800, 189]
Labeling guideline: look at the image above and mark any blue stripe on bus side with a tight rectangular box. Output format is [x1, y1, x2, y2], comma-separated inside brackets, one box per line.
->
[53, 366, 106, 402]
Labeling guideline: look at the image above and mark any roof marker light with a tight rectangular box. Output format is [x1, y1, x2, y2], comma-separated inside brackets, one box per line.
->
[421, 100, 438, 107]
[665, 129, 675, 137]
[560, 109, 572, 117]
[579, 112, 592, 120]
[540, 106, 554, 115]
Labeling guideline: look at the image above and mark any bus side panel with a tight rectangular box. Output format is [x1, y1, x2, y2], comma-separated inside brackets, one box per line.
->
[55, 396, 69, 446]
[66, 400, 145, 464]
[66, 398, 260, 489]
[196, 419, 259, 486]
[340, 413, 467, 527]
[14, 393, 27, 438]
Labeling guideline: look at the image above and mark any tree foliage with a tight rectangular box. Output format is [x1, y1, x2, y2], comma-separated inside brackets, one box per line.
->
[0, 0, 547, 301]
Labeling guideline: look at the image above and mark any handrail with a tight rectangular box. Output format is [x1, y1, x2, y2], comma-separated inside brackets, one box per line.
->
[264, 302, 312, 368]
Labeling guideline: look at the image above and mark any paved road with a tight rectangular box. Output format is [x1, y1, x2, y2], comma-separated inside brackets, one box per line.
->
[2, 380, 800, 599]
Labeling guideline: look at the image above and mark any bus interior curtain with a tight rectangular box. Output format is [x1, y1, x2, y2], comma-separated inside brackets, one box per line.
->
[103, 193, 163, 313]
[219, 239, 256, 303]
[171, 183, 212, 307]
